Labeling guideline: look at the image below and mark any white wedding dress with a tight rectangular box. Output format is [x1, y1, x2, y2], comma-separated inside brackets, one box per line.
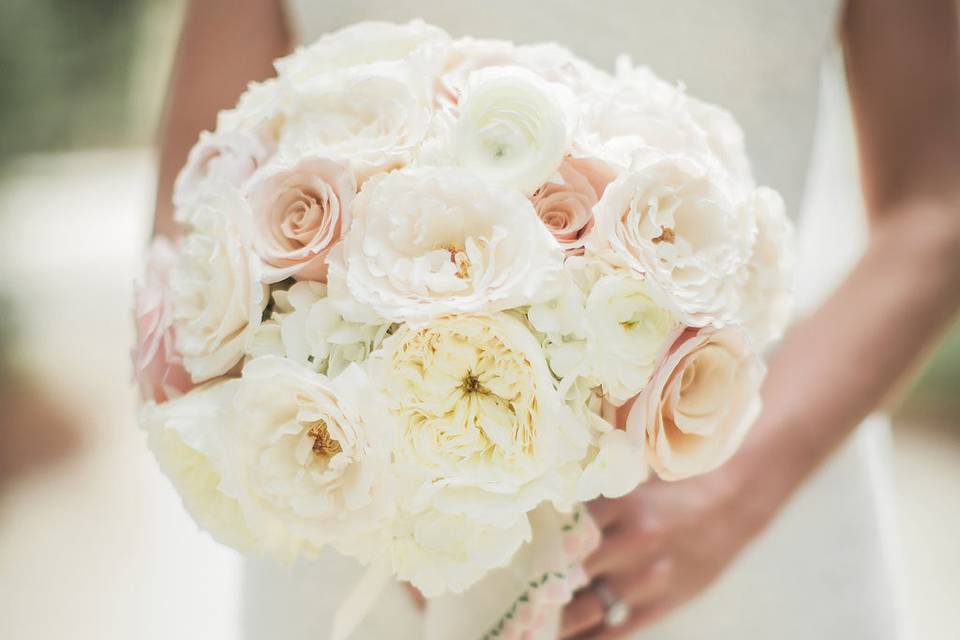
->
[242, 2, 909, 638]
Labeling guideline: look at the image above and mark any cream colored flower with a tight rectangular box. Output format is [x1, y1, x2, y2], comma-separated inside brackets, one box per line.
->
[421, 66, 573, 195]
[739, 187, 795, 347]
[389, 507, 532, 597]
[227, 357, 394, 558]
[170, 186, 268, 382]
[215, 78, 287, 143]
[628, 327, 765, 481]
[583, 271, 677, 405]
[275, 19, 451, 85]
[173, 129, 270, 214]
[139, 380, 254, 550]
[329, 167, 564, 323]
[274, 281, 391, 377]
[278, 64, 434, 182]
[589, 153, 754, 327]
[375, 314, 590, 525]
[246, 155, 355, 283]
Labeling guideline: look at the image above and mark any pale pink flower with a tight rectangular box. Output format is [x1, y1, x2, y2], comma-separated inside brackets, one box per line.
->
[530, 157, 615, 254]
[133, 238, 193, 403]
[246, 156, 355, 283]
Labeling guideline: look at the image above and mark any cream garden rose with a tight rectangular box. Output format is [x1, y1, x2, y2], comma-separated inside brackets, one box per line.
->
[589, 153, 755, 327]
[246, 156, 355, 283]
[329, 167, 564, 323]
[628, 326, 765, 481]
[375, 313, 589, 525]
[170, 186, 268, 382]
[227, 357, 394, 558]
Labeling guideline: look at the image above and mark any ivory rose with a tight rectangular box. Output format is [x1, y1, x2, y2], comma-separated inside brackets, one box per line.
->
[140, 380, 254, 550]
[170, 186, 268, 382]
[227, 357, 394, 557]
[173, 129, 270, 214]
[329, 167, 564, 323]
[246, 156, 355, 283]
[628, 326, 765, 481]
[530, 157, 615, 254]
[133, 237, 193, 403]
[589, 153, 754, 327]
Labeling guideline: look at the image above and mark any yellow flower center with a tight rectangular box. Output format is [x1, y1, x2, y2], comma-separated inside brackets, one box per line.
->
[307, 419, 342, 457]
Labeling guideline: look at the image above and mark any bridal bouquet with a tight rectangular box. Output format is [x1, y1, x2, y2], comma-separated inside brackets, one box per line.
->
[134, 20, 792, 640]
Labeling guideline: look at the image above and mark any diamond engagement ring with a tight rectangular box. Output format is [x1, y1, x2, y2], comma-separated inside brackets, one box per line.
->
[593, 579, 631, 628]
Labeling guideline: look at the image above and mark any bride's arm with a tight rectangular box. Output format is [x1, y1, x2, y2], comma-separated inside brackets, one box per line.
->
[564, 0, 960, 636]
[152, 0, 289, 238]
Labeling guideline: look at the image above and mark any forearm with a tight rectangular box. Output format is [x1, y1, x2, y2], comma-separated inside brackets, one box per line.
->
[734, 200, 960, 512]
[153, 0, 289, 238]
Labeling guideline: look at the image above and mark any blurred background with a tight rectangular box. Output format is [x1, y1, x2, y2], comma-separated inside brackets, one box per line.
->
[0, 1, 957, 639]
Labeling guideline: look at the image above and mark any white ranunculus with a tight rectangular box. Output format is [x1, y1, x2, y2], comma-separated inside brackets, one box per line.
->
[170, 186, 268, 382]
[628, 327, 765, 481]
[278, 63, 434, 183]
[374, 314, 590, 526]
[275, 19, 451, 85]
[589, 154, 754, 327]
[275, 281, 391, 377]
[227, 357, 394, 558]
[173, 129, 271, 215]
[739, 187, 795, 347]
[583, 271, 678, 405]
[421, 66, 573, 195]
[139, 380, 254, 550]
[390, 507, 532, 597]
[329, 167, 564, 323]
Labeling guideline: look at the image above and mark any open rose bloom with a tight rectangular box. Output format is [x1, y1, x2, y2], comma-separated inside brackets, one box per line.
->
[134, 19, 793, 640]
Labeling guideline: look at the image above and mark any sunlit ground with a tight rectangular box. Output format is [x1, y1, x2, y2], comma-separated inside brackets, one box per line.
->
[0, 151, 957, 639]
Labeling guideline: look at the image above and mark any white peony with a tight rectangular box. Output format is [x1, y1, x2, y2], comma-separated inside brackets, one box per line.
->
[589, 153, 754, 327]
[227, 356, 394, 558]
[421, 66, 573, 195]
[582, 270, 678, 405]
[739, 187, 795, 347]
[275, 19, 451, 84]
[139, 380, 254, 550]
[278, 63, 434, 183]
[215, 78, 287, 143]
[170, 185, 268, 382]
[628, 327, 765, 481]
[374, 313, 590, 526]
[329, 167, 564, 323]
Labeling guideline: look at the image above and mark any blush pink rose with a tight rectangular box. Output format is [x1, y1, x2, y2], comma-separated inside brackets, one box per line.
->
[530, 157, 615, 254]
[245, 156, 356, 283]
[173, 129, 271, 214]
[628, 326, 765, 481]
[133, 238, 193, 404]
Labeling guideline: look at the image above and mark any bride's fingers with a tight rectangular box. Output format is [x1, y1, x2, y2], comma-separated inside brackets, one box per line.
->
[583, 527, 663, 579]
[573, 602, 671, 640]
[586, 496, 625, 530]
[562, 560, 672, 639]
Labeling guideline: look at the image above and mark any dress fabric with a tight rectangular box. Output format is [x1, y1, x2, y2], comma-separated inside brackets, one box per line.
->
[241, 2, 909, 638]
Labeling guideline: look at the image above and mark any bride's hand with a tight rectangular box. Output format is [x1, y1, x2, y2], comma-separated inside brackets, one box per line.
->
[560, 460, 775, 639]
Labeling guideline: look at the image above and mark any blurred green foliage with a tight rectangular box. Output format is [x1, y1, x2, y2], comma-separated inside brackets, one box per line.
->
[0, 0, 149, 168]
